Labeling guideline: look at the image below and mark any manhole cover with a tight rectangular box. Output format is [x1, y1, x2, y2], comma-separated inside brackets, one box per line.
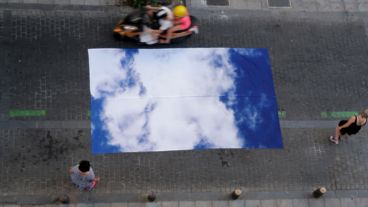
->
[207, 0, 229, 6]
[268, 0, 291, 7]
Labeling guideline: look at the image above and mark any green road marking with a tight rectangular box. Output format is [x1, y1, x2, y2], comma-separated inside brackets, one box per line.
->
[278, 110, 286, 119]
[321, 111, 358, 119]
[0, 120, 338, 129]
[9, 109, 47, 117]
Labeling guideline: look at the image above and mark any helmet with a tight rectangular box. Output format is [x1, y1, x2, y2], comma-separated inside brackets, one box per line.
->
[173, 5, 188, 18]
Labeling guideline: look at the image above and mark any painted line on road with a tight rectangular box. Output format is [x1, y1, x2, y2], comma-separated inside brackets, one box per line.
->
[9, 109, 47, 117]
[6, 110, 357, 129]
[320, 111, 358, 119]
[0, 120, 338, 129]
[280, 120, 336, 128]
[278, 110, 286, 119]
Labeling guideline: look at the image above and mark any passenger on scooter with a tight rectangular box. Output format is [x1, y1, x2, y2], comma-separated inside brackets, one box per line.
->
[144, 5, 173, 34]
[155, 7, 174, 32]
[160, 5, 198, 44]
[137, 6, 163, 44]
[138, 5, 173, 44]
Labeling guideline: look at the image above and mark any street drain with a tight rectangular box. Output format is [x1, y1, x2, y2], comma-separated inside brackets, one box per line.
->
[207, 0, 229, 6]
[268, 0, 291, 7]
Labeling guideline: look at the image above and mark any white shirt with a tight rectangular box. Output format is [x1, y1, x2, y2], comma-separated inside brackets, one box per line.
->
[159, 19, 173, 31]
[139, 26, 158, 45]
[158, 7, 173, 31]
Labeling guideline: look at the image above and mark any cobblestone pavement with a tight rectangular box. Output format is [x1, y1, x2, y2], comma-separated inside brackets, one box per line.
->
[4, 197, 368, 207]
[0, 3, 368, 204]
[1, 0, 368, 12]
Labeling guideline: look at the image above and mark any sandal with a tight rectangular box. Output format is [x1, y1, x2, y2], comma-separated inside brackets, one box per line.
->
[84, 180, 97, 191]
[90, 180, 97, 189]
[329, 136, 339, 144]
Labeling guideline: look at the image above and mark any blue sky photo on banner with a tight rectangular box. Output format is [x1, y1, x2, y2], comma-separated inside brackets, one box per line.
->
[88, 48, 283, 154]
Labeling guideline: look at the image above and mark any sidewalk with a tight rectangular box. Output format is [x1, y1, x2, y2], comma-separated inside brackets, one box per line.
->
[1, 0, 368, 12]
[2, 194, 368, 207]
[188, 0, 368, 12]
[4, 190, 368, 206]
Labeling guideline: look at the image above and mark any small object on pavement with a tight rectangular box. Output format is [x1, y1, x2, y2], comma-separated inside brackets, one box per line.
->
[54, 194, 70, 204]
[147, 191, 156, 202]
[313, 187, 326, 198]
[231, 188, 242, 200]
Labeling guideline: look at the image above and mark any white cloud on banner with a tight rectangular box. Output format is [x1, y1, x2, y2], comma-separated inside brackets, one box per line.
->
[238, 93, 270, 131]
[233, 48, 263, 58]
[88, 49, 127, 99]
[89, 48, 254, 152]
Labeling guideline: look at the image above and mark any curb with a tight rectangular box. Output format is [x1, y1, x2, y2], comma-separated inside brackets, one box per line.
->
[1, 190, 368, 205]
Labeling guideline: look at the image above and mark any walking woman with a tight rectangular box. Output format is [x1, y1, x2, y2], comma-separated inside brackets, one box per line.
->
[329, 109, 368, 144]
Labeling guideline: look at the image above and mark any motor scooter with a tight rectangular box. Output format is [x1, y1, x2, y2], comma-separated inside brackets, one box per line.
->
[113, 9, 199, 44]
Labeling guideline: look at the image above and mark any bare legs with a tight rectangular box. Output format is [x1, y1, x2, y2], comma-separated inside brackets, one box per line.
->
[330, 126, 342, 144]
[160, 25, 192, 43]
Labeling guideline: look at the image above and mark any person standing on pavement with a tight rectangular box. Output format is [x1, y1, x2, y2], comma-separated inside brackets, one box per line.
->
[329, 109, 368, 144]
[69, 160, 100, 191]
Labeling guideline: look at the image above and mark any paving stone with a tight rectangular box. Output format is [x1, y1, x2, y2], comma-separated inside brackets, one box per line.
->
[206, 0, 229, 6]
[340, 198, 356, 207]
[229, 200, 244, 207]
[213, 201, 229, 207]
[315, 0, 331, 11]
[145, 203, 160, 207]
[77, 204, 93, 207]
[261, 200, 277, 207]
[276, 199, 292, 207]
[308, 199, 324, 207]
[58, 204, 76, 207]
[358, 2, 368, 11]
[99, 0, 115, 5]
[53, 0, 70, 4]
[69, 0, 84, 5]
[268, 0, 291, 7]
[244, 200, 261, 207]
[111, 203, 128, 207]
[7, 0, 24, 3]
[345, 2, 359, 11]
[291, 199, 308, 207]
[329, 1, 344, 10]
[127, 203, 145, 207]
[86, 0, 100, 5]
[94, 203, 111, 207]
[162, 201, 179, 207]
[356, 198, 368, 207]
[325, 198, 341, 207]
[23, 0, 38, 3]
[37, 0, 54, 4]
[179, 201, 195, 207]
[195, 201, 212, 207]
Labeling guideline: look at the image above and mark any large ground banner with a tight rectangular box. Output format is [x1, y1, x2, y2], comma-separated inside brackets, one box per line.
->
[88, 48, 283, 153]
